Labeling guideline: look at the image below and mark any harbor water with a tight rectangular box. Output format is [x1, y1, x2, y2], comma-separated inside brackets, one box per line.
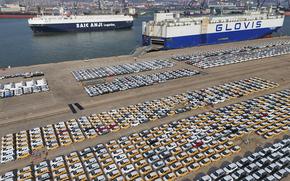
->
[0, 15, 290, 68]
[0, 15, 152, 67]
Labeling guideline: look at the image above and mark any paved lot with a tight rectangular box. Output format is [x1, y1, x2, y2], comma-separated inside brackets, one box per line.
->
[0, 37, 290, 180]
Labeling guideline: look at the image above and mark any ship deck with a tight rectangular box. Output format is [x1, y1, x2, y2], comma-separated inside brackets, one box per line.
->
[0, 36, 290, 180]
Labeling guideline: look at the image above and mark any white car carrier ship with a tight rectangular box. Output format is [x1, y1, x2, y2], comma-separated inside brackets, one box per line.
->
[142, 11, 285, 49]
[28, 14, 133, 33]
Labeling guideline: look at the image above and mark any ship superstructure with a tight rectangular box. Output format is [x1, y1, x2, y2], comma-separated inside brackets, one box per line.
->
[28, 14, 133, 33]
[142, 11, 284, 49]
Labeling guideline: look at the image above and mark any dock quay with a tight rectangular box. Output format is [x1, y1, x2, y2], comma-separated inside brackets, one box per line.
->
[0, 36, 290, 181]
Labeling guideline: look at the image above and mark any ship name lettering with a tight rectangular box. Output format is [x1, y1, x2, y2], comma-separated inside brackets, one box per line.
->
[90, 23, 103, 27]
[216, 21, 262, 32]
[76, 23, 89, 28]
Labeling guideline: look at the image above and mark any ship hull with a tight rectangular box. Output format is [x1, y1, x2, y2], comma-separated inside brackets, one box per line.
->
[142, 27, 281, 49]
[29, 21, 133, 33]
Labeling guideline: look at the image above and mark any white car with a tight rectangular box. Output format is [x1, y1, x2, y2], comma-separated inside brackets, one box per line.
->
[70, 168, 84, 178]
[114, 154, 127, 163]
[69, 162, 83, 171]
[50, 156, 64, 165]
[34, 161, 48, 170]
[0, 171, 14, 180]
[35, 173, 51, 181]
[121, 164, 134, 175]
[86, 163, 100, 173]
[1, 150, 14, 156]
[274, 169, 288, 180]
[104, 164, 117, 173]
[210, 169, 226, 180]
[198, 175, 212, 181]
[220, 175, 234, 181]
[83, 158, 97, 167]
[111, 149, 124, 157]
[223, 163, 238, 174]
[1, 155, 14, 163]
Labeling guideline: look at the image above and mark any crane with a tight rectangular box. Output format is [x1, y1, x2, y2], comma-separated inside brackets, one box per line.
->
[256, 0, 266, 9]
[187, 0, 208, 9]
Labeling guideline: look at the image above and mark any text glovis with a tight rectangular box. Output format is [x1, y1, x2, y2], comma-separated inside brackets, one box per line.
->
[216, 21, 262, 32]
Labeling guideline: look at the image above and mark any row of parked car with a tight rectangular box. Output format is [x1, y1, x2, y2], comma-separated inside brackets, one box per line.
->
[1, 88, 289, 181]
[0, 78, 49, 99]
[173, 40, 290, 62]
[172, 40, 290, 69]
[0, 77, 278, 164]
[72, 60, 175, 81]
[0, 71, 44, 80]
[198, 137, 290, 181]
[84, 69, 200, 97]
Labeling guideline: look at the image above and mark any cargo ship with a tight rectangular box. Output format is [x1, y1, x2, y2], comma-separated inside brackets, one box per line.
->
[142, 11, 285, 49]
[28, 14, 134, 33]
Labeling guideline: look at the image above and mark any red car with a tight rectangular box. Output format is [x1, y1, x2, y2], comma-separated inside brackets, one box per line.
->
[193, 140, 204, 148]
